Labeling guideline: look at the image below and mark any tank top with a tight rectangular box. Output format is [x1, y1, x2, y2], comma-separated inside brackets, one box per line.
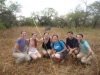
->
[42, 37, 52, 50]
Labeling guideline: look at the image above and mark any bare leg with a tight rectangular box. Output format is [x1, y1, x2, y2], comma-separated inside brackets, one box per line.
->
[30, 53, 38, 60]
[35, 52, 41, 59]
[47, 49, 52, 56]
[42, 50, 48, 56]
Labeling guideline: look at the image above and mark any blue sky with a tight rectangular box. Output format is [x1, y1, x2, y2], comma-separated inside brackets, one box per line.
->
[7, 0, 97, 17]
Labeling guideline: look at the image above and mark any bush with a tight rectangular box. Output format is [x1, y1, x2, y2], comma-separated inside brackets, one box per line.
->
[0, 23, 6, 30]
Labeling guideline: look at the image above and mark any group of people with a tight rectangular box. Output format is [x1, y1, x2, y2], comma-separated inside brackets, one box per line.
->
[13, 30, 94, 65]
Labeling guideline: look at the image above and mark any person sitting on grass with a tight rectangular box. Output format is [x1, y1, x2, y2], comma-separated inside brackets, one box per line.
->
[13, 30, 30, 64]
[76, 34, 94, 65]
[40, 32, 52, 59]
[51, 34, 68, 63]
[27, 32, 41, 61]
[66, 31, 79, 58]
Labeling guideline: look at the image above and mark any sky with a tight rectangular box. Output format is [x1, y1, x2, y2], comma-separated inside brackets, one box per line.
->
[7, 0, 97, 17]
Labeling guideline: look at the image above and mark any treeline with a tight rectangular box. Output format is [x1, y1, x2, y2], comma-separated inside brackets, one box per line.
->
[0, 0, 100, 29]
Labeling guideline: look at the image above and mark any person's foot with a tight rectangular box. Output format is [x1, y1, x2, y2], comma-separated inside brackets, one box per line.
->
[60, 59, 65, 64]
[47, 55, 50, 59]
[43, 55, 46, 58]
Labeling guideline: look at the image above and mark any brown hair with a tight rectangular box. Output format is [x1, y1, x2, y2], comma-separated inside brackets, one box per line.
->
[67, 31, 73, 34]
[77, 34, 83, 38]
[52, 34, 58, 38]
[21, 30, 26, 34]
[44, 31, 49, 35]
[32, 32, 37, 47]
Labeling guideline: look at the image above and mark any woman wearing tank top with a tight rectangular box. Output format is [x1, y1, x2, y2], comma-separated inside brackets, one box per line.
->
[40, 32, 52, 58]
[27, 32, 41, 60]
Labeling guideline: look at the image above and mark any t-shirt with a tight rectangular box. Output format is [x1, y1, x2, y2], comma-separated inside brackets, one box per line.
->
[51, 41, 65, 52]
[80, 40, 90, 54]
[66, 37, 79, 48]
[14, 38, 26, 53]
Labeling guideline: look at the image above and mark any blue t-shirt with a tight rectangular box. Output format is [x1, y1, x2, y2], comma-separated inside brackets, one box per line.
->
[51, 41, 65, 52]
[80, 40, 90, 54]
[14, 38, 26, 53]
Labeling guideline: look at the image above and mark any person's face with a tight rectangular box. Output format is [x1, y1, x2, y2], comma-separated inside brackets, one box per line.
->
[67, 33, 73, 39]
[44, 33, 49, 39]
[52, 36, 58, 42]
[76, 35, 83, 42]
[32, 34, 37, 39]
[21, 31, 27, 38]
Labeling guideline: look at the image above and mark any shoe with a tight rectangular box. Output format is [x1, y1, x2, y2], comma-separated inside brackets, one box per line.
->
[43, 55, 46, 58]
[60, 59, 65, 64]
[47, 55, 50, 59]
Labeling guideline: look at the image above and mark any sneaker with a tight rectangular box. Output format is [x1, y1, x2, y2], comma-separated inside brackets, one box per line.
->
[60, 59, 65, 64]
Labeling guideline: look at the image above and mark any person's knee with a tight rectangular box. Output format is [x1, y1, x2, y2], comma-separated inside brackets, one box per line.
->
[74, 50, 79, 55]
[19, 54, 26, 59]
[77, 54, 81, 59]
[30, 55, 37, 60]
[33, 56, 38, 60]
[13, 53, 17, 58]
[81, 59, 86, 64]
[43, 51, 47, 55]
[38, 54, 41, 59]
[47, 51, 51, 55]
[25, 55, 31, 61]
[51, 54, 55, 58]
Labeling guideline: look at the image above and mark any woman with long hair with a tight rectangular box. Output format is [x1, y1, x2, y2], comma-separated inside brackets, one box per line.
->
[27, 32, 41, 60]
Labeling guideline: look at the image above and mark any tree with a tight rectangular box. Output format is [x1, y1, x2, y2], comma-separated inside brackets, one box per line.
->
[66, 5, 85, 28]
[80, 0, 88, 26]
[0, 0, 6, 13]
[21, 17, 34, 26]
[40, 8, 58, 26]
[0, 0, 21, 29]
[7, 1, 21, 14]
[88, 1, 100, 28]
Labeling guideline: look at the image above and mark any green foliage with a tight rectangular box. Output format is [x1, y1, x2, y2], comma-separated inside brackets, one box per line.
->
[0, 0, 21, 29]
[88, 1, 100, 28]
[0, 22, 6, 29]
[21, 17, 34, 26]
[0, 0, 100, 28]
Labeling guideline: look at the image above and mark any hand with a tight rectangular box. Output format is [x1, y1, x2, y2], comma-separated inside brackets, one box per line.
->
[82, 57, 87, 60]
[69, 50, 73, 54]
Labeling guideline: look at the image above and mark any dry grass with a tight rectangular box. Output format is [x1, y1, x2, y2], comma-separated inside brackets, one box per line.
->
[0, 26, 100, 75]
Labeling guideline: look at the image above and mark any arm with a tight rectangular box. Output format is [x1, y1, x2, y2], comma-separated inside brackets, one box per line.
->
[50, 37, 53, 43]
[26, 39, 29, 46]
[14, 44, 21, 53]
[84, 46, 92, 59]
[70, 47, 78, 51]
[60, 46, 67, 53]
[82, 41, 92, 59]
[57, 41, 68, 53]
[52, 48, 56, 54]
[36, 38, 43, 46]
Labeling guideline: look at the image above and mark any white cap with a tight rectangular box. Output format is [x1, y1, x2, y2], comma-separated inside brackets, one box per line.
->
[55, 53, 61, 58]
